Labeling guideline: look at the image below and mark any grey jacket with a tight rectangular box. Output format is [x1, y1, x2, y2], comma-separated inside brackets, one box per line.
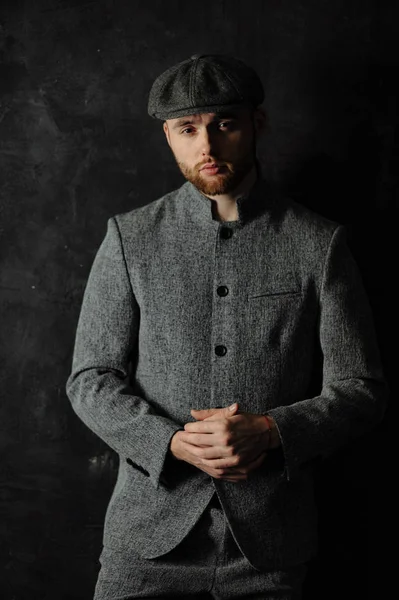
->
[66, 167, 387, 570]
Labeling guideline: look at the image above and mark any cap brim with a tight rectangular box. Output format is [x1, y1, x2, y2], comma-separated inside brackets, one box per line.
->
[150, 102, 255, 120]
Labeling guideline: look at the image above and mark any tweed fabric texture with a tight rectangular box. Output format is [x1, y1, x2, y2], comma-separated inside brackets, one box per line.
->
[66, 163, 387, 571]
[93, 494, 307, 599]
[147, 53, 265, 120]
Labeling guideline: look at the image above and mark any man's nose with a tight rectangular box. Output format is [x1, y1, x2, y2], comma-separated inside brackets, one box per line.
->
[199, 128, 219, 155]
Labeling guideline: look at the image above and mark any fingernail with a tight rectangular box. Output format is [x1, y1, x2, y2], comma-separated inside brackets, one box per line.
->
[229, 403, 237, 411]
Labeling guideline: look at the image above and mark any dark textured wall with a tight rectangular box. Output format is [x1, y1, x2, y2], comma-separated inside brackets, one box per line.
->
[0, 1, 396, 598]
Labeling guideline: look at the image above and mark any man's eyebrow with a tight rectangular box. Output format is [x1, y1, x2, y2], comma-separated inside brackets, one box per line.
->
[171, 112, 240, 129]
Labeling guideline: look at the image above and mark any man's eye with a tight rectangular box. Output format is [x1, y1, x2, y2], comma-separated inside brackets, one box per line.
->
[180, 122, 233, 135]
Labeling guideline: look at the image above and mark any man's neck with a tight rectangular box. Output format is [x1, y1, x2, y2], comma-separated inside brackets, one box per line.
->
[207, 163, 258, 222]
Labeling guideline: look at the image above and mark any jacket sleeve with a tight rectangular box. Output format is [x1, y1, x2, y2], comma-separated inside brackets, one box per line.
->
[266, 225, 388, 481]
[65, 217, 183, 490]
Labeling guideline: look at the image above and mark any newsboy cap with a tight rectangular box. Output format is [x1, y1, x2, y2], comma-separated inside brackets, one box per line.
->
[147, 53, 264, 120]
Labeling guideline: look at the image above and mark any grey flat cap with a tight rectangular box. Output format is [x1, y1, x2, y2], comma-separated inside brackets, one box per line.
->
[148, 53, 264, 120]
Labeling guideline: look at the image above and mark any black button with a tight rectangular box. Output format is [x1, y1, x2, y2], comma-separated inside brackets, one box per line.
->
[215, 345, 227, 356]
[217, 285, 228, 297]
[220, 227, 233, 239]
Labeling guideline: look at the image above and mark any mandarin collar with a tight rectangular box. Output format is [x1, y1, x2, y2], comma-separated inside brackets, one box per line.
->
[180, 159, 277, 228]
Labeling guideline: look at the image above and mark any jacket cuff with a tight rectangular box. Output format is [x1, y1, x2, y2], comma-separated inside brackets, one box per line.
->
[265, 407, 322, 482]
[158, 438, 183, 488]
[124, 417, 184, 490]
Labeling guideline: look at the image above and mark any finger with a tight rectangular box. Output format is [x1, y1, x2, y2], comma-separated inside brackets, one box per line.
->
[200, 453, 241, 470]
[177, 438, 224, 461]
[203, 451, 267, 472]
[209, 402, 238, 416]
[190, 408, 220, 420]
[184, 420, 223, 433]
[242, 451, 267, 473]
[209, 469, 248, 481]
[191, 403, 238, 420]
[216, 475, 247, 482]
[231, 451, 267, 471]
[181, 439, 238, 462]
[179, 431, 219, 447]
[202, 410, 238, 422]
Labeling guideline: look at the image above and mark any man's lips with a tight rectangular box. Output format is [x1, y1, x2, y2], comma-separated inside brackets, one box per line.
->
[200, 164, 226, 171]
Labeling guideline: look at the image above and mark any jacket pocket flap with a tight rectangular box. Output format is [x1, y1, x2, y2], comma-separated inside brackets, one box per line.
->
[247, 285, 301, 299]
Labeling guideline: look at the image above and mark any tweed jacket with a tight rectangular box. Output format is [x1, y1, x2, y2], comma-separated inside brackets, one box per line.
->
[66, 166, 387, 570]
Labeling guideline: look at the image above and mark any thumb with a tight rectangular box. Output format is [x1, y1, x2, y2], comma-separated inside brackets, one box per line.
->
[191, 403, 239, 421]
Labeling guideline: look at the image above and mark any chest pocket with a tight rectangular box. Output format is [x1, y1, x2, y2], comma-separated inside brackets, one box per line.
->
[244, 279, 302, 350]
[242, 281, 302, 411]
[247, 282, 301, 300]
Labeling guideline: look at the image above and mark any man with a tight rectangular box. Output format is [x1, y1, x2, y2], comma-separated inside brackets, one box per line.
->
[66, 54, 387, 599]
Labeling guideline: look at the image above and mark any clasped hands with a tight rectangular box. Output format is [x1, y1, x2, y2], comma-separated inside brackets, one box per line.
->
[169, 403, 280, 482]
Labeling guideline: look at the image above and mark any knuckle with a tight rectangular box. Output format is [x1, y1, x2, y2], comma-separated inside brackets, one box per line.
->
[219, 419, 230, 432]
[190, 445, 199, 457]
[200, 456, 209, 465]
[221, 434, 231, 446]
[196, 447, 205, 458]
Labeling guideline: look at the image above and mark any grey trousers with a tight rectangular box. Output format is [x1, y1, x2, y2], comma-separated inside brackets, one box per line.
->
[93, 494, 308, 599]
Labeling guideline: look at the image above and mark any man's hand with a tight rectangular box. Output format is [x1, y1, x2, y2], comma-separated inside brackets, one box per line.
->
[169, 403, 274, 482]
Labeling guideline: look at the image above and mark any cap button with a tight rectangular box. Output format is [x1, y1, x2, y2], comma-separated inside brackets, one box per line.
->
[190, 54, 202, 60]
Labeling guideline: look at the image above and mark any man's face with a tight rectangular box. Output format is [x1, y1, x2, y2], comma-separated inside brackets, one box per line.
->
[163, 107, 265, 196]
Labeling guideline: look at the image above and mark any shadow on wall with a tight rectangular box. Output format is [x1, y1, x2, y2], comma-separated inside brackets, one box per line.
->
[283, 61, 395, 600]
[280, 62, 396, 221]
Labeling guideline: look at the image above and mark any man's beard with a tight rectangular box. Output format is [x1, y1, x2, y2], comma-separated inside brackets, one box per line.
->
[173, 146, 256, 197]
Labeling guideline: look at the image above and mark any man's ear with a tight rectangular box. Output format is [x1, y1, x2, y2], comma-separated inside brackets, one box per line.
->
[163, 121, 171, 147]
